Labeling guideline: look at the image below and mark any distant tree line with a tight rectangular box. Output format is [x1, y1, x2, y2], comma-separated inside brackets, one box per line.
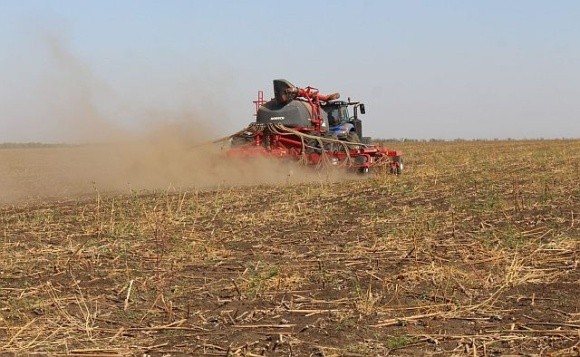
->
[0, 143, 76, 149]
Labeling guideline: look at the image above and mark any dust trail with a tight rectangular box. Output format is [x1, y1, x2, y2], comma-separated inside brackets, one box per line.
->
[40, 33, 122, 143]
[0, 141, 352, 204]
[0, 31, 354, 204]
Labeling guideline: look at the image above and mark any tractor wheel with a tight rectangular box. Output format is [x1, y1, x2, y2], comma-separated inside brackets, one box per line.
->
[390, 156, 404, 175]
[346, 131, 361, 143]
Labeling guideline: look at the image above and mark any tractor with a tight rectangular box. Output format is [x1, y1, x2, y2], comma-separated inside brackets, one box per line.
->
[227, 79, 403, 174]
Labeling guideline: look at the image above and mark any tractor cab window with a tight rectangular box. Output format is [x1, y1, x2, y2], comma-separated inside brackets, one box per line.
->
[325, 106, 341, 127]
[340, 106, 350, 122]
[325, 105, 350, 127]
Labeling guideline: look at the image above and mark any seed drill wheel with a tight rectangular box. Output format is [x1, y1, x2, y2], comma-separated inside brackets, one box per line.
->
[358, 166, 370, 174]
[390, 155, 404, 175]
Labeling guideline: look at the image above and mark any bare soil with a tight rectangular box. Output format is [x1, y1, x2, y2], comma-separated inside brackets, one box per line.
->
[0, 140, 578, 356]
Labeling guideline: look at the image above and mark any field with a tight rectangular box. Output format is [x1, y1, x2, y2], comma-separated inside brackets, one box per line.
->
[0, 140, 578, 356]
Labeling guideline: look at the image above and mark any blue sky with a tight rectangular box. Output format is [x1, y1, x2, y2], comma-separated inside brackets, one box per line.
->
[0, 0, 579, 142]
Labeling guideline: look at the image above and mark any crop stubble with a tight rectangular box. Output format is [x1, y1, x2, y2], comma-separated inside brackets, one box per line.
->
[0, 140, 578, 356]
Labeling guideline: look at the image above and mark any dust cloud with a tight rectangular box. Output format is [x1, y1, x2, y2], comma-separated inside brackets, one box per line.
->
[0, 32, 350, 204]
[0, 137, 344, 204]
